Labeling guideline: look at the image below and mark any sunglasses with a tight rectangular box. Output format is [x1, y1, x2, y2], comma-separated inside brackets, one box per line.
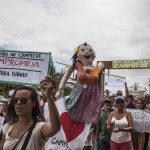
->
[13, 97, 29, 104]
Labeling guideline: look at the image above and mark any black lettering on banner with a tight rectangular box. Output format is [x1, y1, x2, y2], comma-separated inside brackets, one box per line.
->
[11, 53, 16, 57]
[51, 137, 69, 148]
[12, 71, 28, 77]
[134, 112, 142, 120]
[0, 52, 8, 57]
[0, 70, 9, 76]
[18, 52, 41, 59]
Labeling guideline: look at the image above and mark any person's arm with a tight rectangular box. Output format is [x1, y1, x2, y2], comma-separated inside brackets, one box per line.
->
[124, 82, 129, 102]
[138, 133, 145, 150]
[106, 112, 114, 131]
[55, 65, 73, 100]
[40, 76, 60, 138]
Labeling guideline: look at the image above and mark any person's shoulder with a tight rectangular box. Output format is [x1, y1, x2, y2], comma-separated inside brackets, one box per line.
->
[2, 122, 13, 135]
[125, 111, 132, 117]
[109, 111, 115, 117]
[33, 122, 45, 132]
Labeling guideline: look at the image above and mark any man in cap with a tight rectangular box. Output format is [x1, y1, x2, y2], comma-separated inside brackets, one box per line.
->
[116, 90, 123, 96]
[96, 96, 115, 150]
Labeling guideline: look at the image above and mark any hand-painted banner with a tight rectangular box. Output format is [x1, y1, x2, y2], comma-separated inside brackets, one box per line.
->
[112, 59, 150, 69]
[126, 109, 150, 133]
[44, 98, 91, 150]
[0, 50, 51, 85]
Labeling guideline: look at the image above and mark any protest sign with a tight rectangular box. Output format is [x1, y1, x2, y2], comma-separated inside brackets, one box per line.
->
[0, 50, 51, 85]
[105, 76, 125, 88]
[126, 108, 150, 133]
[44, 98, 91, 150]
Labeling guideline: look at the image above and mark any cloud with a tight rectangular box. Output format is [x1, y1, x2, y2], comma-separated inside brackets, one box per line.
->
[0, 0, 150, 90]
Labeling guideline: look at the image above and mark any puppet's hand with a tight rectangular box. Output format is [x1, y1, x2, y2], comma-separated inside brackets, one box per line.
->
[97, 62, 104, 68]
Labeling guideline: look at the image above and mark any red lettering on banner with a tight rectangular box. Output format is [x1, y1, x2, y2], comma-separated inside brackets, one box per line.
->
[25, 61, 30, 67]
[32, 62, 39, 68]
[10, 59, 14, 66]
[0, 58, 39, 68]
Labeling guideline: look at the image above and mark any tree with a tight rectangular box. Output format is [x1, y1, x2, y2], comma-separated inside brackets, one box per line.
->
[0, 82, 20, 97]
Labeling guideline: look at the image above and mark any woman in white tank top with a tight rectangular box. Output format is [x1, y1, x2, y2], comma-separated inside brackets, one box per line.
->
[107, 96, 134, 150]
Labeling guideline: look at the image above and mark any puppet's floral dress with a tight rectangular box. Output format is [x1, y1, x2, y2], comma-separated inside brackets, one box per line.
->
[65, 62, 102, 123]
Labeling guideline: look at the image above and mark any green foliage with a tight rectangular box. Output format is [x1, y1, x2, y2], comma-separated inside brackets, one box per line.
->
[64, 86, 72, 96]
[48, 56, 56, 76]
[0, 82, 19, 97]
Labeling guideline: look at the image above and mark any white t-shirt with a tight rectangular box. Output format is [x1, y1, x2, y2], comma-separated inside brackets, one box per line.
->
[2, 122, 47, 150]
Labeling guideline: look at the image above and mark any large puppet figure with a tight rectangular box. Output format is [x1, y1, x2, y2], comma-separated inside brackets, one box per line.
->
[56, 42, 103, 123]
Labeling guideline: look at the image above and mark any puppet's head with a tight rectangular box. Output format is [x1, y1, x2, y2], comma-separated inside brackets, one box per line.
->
[73, 42, 96, 66]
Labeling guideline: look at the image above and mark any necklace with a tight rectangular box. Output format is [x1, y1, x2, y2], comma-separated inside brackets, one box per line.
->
[16, 129, 20, 135]
[15, 122, 28, 135]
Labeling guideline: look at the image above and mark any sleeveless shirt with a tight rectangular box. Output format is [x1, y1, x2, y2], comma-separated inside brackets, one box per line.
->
[111, 116, 131, 143]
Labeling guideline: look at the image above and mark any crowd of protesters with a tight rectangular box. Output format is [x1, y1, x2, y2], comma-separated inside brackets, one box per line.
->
[83, 92, 150, 150]
[0, 78, 150, 150]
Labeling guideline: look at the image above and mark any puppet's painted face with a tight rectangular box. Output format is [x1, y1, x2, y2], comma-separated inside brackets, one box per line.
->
[77, 43, 95, 66]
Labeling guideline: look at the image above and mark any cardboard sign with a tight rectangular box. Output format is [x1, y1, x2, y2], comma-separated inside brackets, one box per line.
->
[0, 50, 51, 85]
[126, 109, 150, 133]
[105, 76, 125, 88]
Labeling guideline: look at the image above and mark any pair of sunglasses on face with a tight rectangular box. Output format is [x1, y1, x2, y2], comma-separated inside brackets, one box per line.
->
[13, 97, 29, 104]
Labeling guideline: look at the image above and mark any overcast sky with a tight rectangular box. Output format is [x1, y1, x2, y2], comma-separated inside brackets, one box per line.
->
[0, 0, 150, 91]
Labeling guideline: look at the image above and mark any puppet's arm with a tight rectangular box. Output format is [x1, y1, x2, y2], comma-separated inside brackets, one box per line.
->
[55, 65, 73, 100]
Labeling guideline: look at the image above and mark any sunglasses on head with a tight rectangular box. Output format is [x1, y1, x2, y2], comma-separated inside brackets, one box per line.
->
[13, 97, 29, 104]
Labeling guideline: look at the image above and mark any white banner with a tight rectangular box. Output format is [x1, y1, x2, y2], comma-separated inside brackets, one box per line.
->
[45, 98, 91, 150]
[126, 109, 150, 133]
[0, 50, 51, 85]
[105, 76, 125, 88]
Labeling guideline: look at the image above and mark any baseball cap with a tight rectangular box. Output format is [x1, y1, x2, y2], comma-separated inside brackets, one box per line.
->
[115, 96, 125, 103]
[103, 96, 112, 102]
[116, 90, 123, 96]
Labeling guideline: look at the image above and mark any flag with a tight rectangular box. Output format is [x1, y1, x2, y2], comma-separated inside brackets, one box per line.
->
[45, 97, 91, 150]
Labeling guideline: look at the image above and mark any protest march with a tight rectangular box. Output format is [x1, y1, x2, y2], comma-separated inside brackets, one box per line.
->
[0, 43, 150, 150]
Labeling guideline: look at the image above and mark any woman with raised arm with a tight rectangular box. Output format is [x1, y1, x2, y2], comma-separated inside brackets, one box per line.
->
[0, 76, 60, 150]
